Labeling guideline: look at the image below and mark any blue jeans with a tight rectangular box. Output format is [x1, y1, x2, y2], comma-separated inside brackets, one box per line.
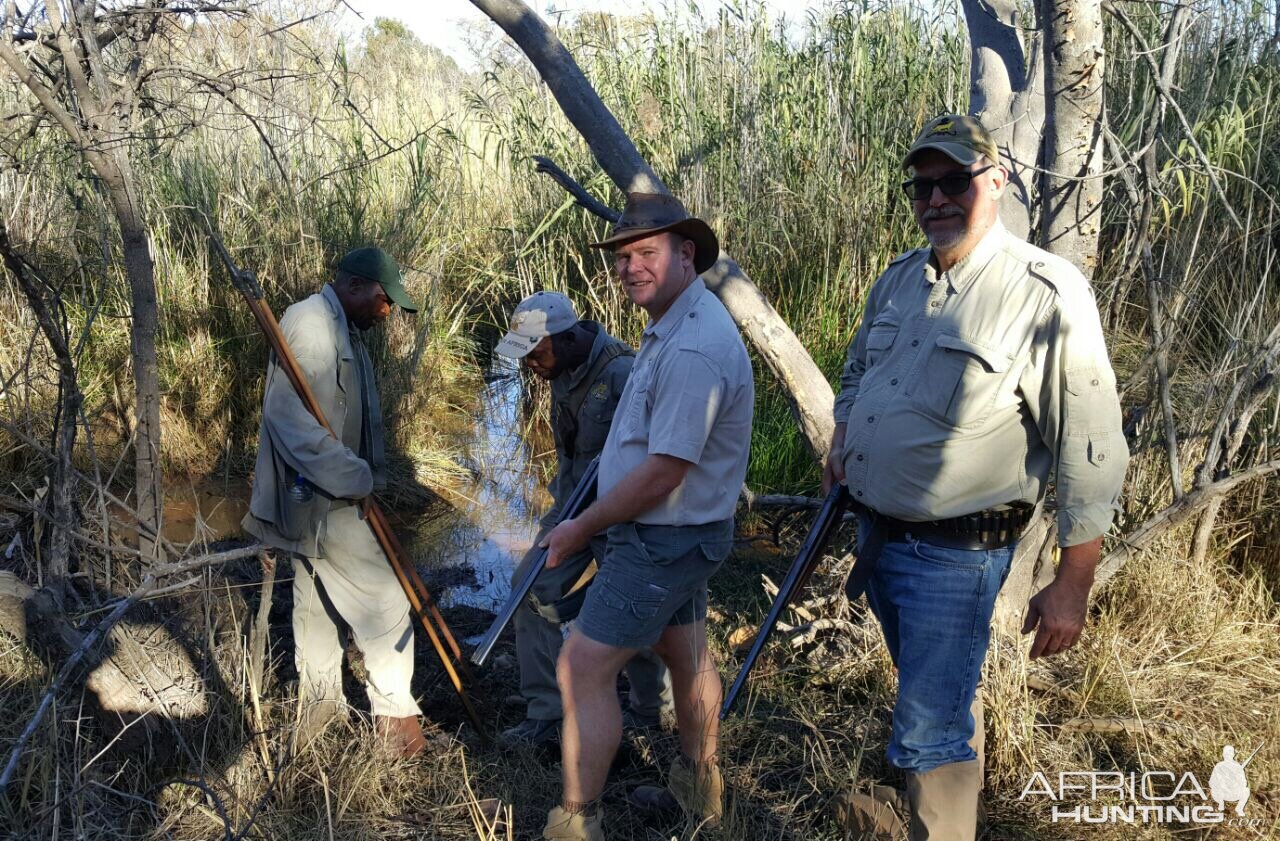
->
[860, 525, 1014, 774]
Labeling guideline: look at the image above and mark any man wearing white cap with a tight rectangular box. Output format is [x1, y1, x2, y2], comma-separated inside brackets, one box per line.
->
[495, 291, 672, 748]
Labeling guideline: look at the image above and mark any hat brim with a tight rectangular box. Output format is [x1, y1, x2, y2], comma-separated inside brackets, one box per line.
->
[589, 217, 721, 275]
[494, 330, 544, 359]
[903, 141, 984, 170]
[382, 281, 418, 313]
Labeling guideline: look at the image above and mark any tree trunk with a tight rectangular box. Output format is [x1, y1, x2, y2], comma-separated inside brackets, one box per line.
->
[99, 152, 165, 563]
[961, 0, 1046, 240]
[469, 0, 836, 457]
[1038, 0, 1105, 277]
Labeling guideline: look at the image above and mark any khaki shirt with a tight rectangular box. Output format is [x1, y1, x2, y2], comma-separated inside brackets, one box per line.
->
[242, 284, 377, 556]
[833, 222, 1127, 547]
[599, 278, 754, 526]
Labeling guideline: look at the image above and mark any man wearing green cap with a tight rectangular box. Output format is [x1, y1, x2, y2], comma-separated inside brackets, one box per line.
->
[493, 290, 672, 748]
[822, 115, 1127, 839]
[242, 246, 430, 757]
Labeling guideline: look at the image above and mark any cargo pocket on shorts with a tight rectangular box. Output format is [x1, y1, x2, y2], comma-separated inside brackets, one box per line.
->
[595, 565, 670, 621]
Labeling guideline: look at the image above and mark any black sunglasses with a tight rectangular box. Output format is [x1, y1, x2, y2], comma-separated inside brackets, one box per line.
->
[901, 165, 994, 201]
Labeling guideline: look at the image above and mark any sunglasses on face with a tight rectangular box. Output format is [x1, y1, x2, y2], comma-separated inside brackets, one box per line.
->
[901, 165, 994, 201]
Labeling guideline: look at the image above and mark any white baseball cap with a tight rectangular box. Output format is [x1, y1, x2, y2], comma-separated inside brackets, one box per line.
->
[495, 291, 579, 358]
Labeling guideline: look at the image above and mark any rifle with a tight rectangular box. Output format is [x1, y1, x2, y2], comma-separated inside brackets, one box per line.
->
[207, 225, 486, 738]
[721, 483, 850, 719]
[471, 457, 599, 666]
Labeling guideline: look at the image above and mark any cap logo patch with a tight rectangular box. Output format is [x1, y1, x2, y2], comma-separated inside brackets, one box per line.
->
[931, 119, 956, 135]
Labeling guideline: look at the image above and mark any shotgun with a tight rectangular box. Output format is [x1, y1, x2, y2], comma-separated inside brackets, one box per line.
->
[207, 226, 486, 738]
[471, 457, 599, 666]
[721, 483, 850, 718]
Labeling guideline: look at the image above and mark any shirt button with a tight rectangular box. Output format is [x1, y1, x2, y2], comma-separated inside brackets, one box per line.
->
[1097, 453, 1107, 461]
[890, 378, 899, 385]
[867, 416, 875, 423]
[856, 491, 863, 497]
[856, 454, 864, 461]
[1091, 378, 1100, 386]
[911, 339, 919, 347]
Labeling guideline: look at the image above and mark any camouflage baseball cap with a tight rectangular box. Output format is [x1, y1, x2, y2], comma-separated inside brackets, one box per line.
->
[903, 114, 1000, 169]
[495, 291, 579, 359]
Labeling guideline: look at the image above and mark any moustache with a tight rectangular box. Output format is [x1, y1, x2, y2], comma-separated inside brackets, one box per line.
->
[922, 207, 965, 221]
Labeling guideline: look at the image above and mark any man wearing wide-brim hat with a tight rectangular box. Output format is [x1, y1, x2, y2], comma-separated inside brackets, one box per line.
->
[538, 193, 754, 840]
[242, 246, 435, 758]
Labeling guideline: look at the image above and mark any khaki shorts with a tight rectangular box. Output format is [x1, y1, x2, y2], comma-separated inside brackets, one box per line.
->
[576, 519, 733, 649]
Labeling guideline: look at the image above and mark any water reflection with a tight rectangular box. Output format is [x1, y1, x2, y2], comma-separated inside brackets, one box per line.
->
[412, 356, 546, 615]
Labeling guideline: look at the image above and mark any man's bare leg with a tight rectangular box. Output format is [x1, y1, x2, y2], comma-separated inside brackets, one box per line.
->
[653, 619, 719, 763]
[557, 632, 638, 804]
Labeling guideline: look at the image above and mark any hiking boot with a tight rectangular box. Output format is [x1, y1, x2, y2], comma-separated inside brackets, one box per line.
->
[906, 760, 982, 841]
[632, 757, 724, 827]
[542, 805, 604, 841]
[499, 717, 560, 746]
[374, 715, 429, 758]
[295, 699, 342, 749]
[833, 783, 908, 839]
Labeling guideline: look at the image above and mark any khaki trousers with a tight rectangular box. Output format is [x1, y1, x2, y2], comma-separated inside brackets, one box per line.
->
[293, 504, 421, 719]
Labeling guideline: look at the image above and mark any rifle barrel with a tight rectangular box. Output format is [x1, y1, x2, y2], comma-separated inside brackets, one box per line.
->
[721, 484, 849, 719]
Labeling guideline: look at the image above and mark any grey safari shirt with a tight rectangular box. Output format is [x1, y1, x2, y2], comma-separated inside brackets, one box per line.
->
[599, 278, 754, 526]
[833, 221, 1127, 547]
[543, 323, 633, 525]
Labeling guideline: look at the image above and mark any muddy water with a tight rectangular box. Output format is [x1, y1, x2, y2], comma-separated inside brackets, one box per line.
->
[111, 481, 250, 548]
[409, 357, 546, 615]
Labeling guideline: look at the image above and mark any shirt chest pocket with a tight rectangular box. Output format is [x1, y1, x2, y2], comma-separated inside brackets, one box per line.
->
[865, 319, 900, 369]
[624, 365, 653, 434]
[914, 333, 1014, 428]
[575, 391, 618, 455]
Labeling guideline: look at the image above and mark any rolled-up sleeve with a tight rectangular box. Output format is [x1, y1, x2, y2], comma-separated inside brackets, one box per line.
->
[647, 350, 725, 464]
[1023, 288, 1128, 546]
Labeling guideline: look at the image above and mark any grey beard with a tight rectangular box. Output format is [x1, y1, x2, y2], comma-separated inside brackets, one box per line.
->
[925, 225, 968, 250]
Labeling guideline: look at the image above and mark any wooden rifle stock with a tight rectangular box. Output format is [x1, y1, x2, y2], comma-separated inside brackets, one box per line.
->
[471, 458, 599, 666]
[207, 228, 486, 738]
[721, 483, 849, 719]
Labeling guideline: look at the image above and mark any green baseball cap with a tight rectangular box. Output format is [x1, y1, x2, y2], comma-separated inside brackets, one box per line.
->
[903, 114, 1001, 170]
[338, 247, 418, 313]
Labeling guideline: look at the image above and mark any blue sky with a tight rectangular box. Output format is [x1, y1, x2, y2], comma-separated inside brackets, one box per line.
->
[340, 1, 822, 67]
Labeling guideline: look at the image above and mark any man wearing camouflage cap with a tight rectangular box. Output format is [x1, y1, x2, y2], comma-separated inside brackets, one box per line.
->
[242, 246, 432, 757]
[823, 115, 1128, 839]
[494, 291, 672, 749]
